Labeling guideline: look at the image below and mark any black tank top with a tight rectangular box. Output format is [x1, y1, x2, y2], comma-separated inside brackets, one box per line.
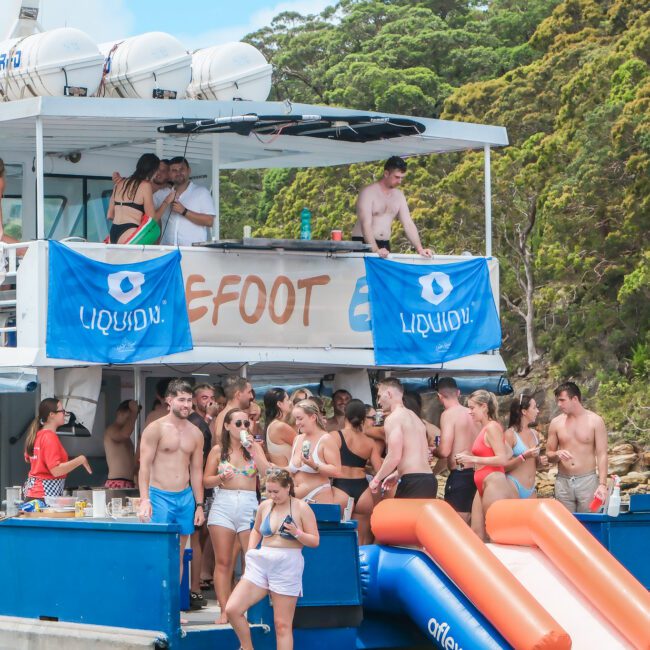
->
[338, 430, 367, 468]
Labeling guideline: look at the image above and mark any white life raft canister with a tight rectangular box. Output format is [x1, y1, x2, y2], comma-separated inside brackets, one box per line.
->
[99, 32, 192, 99]
[0, 27, 104, 100]
[187, 41, 272, 101]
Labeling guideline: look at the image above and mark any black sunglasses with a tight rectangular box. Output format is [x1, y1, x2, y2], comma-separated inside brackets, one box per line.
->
[55, 409, 69, 414]
[234, 420, 251, 428]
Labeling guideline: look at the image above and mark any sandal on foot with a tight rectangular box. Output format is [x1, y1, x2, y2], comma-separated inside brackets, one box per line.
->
[190, 591, 204, 610]
[200, 578, 213, 591]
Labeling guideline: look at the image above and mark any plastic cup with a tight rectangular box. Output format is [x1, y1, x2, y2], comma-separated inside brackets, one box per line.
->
[331, 230, 342, 241]
[589, 494, 604, 512]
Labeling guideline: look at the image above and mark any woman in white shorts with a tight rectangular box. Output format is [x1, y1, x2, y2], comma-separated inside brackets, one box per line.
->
[288, 400, 342, 504]
[225, 469, 319, 650]
[204, 408, 271, 623]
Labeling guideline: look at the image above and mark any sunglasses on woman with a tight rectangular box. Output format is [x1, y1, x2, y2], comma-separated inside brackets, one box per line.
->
[234, 419, 251, 428]
[266, 467, 290, 478]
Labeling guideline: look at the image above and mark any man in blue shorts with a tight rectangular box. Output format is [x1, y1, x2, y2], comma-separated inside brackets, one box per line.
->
[138, 379, 205, 583]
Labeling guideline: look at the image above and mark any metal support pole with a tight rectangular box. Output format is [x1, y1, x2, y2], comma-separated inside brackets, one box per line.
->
[35, 116, 45, 240]
[484, 144, 492, 258]
[211, 135, 220, 241]
[155, 138, 164, 159]
[133, 367, 142, 451]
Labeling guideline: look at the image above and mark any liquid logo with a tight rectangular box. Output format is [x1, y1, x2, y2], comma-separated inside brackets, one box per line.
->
[427, 618, 463, 650]
[419, 271, 453, 305]
[79, 270, 162, 335]
[108, 271, 145, 305]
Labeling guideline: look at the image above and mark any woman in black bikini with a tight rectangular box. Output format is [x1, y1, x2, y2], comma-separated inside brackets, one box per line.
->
[332, 399, 382, 544]
[107, 153, 163, 243]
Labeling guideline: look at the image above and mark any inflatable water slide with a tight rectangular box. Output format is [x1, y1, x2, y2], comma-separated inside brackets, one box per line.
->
[361, 499, 650, 649]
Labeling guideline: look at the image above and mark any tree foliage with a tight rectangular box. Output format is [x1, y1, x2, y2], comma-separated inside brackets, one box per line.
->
[221, 0, 650, 438]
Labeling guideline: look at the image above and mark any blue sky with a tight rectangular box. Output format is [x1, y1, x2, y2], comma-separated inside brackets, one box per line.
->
[1, 0, 333, 48]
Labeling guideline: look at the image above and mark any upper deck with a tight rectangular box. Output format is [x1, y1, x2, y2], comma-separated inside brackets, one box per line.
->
[0, 96, 508, 378]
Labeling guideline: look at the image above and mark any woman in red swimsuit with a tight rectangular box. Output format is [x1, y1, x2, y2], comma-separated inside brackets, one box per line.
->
[455, 390, 512, 540]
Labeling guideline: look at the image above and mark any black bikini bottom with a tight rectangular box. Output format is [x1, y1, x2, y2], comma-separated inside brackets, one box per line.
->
[332, 477, 368, 504]
[109, 222, 138, 244]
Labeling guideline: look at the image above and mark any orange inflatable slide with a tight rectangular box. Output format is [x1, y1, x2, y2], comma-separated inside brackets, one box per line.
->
[371, 499, 650, 650]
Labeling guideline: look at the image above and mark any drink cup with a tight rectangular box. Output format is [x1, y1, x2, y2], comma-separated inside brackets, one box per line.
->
[331, 230, 342, 241]
[107, 498, 123, 518]
[5, 487, 21, 517]
[92, 489, 106, 518]
[302, 440, 311, 459]
[589, 494, 604, 512]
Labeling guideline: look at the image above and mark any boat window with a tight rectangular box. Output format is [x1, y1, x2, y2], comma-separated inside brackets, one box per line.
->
[1, 163, 23, 240]
[44, 175, 113, 241]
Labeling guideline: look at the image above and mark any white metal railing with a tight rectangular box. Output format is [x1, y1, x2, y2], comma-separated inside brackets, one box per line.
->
[0, 241, 26, 346]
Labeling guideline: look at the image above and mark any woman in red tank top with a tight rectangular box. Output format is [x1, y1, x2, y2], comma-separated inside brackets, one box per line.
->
[24, 398, 92, 499]
[455, 390, 512, 540]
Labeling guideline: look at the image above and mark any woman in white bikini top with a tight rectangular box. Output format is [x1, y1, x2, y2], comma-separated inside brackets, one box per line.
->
[264, 388, 297, 466]
[288, 400, 342, 504]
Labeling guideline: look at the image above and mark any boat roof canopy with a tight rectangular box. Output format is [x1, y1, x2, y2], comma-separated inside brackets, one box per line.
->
[0, 97, 508, 169]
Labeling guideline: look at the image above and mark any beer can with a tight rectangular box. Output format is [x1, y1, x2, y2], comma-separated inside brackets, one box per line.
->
[20, 499, 42, 513]
[435, 435, 441, 447]
[75, 499, 86, 518]
[302, 440, 311, 459]
[240, 430, 251, 448]
[373, 410, 384, 426]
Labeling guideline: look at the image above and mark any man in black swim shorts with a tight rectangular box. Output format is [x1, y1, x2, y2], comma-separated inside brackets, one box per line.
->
[433, 377, 478, 523]
[369, 378, 437, 499]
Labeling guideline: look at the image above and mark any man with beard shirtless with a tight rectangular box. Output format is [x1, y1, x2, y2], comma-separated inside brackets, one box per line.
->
[369, 377, 437, 498]
[104, 400, 139, 488]
[433, 377, 479, 522]
[547, 382, 608, 513]
[138, 379, 205, 579]
[352, 156, 432, 259]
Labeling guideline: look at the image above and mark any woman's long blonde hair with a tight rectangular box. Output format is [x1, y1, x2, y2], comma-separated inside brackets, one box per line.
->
[24, 398, 59, 456]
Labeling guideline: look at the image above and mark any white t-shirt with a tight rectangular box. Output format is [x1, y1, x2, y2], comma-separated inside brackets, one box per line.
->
[159, 182, 215, 246]
[153, 186, 172, 210]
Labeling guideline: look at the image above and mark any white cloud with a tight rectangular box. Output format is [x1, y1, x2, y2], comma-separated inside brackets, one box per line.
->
[0, 0, 136, 43]
[0, 0, 333, 52]
[177, 0, 334, 51]
[40, 0, 136, 43]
